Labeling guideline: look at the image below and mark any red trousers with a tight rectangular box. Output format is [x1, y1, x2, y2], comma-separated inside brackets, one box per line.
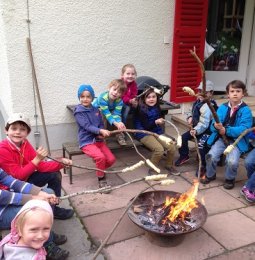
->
[82, 142, 116, 177]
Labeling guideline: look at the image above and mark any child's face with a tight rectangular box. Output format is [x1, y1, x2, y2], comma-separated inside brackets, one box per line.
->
[145, 92, 157, 106]
[227, 85, 244, 105]
[6, 123, 29, 145]
[18, 210, 52, 250]
[109, 84, 122, 100]
[122, 67, 136, 83]
[197, 90, 213, 101]
[80, 90, 93, 107]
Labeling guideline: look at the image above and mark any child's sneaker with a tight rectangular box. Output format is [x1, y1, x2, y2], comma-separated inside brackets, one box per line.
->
[116, 133, 127, 146]
[175, 155, 189, 166]
[45, 241, 69, 260]
[240, 186, 255, 202]
[165, 166, 180, 176]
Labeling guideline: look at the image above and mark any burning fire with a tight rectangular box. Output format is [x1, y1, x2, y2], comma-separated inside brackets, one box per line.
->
[161, 180, 199, 223]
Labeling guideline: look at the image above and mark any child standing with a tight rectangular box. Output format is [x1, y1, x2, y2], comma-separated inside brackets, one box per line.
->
[93, 79, 127, 145]
[0, 113, 74, 220]
[0, 199, 68, 260]
[201, 80, 253, 189]
[121, 64, 138, 124]
[175, 80, 218, 177]
[133, 88, 178, 175]
[74, 85, 116, 188]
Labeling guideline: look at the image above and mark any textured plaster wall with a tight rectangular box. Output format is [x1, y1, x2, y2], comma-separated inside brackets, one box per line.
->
[0, 0, 175, 149]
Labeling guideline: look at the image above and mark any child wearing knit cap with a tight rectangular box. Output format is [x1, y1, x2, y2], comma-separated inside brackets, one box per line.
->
[74, 85, 116, 189]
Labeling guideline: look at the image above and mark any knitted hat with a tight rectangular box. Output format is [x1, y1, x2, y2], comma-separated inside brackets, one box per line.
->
[6, 113, 31, 133]
[197, 80, 214, 91]
[77, 85, 95, 100]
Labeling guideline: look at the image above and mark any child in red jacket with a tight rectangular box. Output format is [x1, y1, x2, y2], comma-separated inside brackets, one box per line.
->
[0, 113, 74, 220]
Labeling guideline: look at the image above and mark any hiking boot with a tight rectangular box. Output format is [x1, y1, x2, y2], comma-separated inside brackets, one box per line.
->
[240, 186, 255, 202]
[200, 175, 216, 184]
[223, 179, 235, 190]
[165, 166, 180, 176]
[175, 155, 189, 167]
[116, 133, 127, 146]
[45, 242, 69, 260]
[52, 232, 67, 245]
[54, 206, 74, 220]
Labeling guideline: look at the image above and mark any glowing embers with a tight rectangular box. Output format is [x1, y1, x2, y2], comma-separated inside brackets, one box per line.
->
[128, 181, 207, 236]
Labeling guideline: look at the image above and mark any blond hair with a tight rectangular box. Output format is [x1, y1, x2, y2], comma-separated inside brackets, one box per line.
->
[121, 64, 137, 76]
[108, 79, 127, 94]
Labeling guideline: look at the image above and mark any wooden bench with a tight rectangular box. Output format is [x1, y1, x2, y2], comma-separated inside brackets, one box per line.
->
[63, 137, 142, 184]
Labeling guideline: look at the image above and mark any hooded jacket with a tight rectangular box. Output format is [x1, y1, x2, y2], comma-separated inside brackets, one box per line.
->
[73, 104, 104, 148]
[0, 199, 53, 260]
[122, 81, 138, 105]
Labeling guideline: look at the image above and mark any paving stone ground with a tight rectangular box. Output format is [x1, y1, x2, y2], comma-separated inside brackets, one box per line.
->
[55, 115, 255, 260]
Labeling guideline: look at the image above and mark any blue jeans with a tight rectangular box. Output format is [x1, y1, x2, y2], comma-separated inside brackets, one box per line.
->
[206, 138, 241, 180]
[27, 171, 62, 197]
[122, 104, 131, 124]
[0, 187, 54, 230]
[178, 131, 209, 167]
[244, 148, 255, 191]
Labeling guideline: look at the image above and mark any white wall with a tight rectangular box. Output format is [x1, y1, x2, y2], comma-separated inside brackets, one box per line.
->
[0, 0, 175, 149]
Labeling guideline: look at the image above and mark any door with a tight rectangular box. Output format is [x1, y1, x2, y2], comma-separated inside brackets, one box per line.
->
[205, 0, 254, 91]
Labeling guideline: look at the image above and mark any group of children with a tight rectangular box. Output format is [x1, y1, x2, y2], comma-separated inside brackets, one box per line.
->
[1, 63, 255, 259]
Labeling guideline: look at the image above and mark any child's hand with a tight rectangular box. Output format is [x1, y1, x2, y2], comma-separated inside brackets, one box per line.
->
[155, 118, 164, 125]
[114, 122, 126, 130]
[130, 98, 138, 107]
[33, 191, 59, 204]
[61, 158, 72, 168]
[99, 129, 111, 137]
[32, 147, 48, 166]
[214, 122, 223, 130]
[190, 129, 197, 136]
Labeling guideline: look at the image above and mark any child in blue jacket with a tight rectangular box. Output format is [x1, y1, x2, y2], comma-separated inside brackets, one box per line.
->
[74, 85, 116, 188]
[201, 80, 252, 189]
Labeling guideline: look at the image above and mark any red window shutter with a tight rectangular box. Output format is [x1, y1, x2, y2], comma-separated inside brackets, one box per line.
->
[170, 0, 209, 103]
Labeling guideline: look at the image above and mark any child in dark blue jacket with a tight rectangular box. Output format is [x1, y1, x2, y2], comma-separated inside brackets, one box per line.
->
[74, 85, 116, 188]
[134, 88, 178, 176]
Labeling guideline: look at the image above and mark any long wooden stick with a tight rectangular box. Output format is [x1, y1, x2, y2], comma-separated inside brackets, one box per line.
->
[27, 38, 51, 154]
[189, 48, 229, 146]
[224, 127, 255, 155]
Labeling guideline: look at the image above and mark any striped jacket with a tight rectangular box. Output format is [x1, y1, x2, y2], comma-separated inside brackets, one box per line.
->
[93, 91, 123, 125]
[0, 169, 41, 217]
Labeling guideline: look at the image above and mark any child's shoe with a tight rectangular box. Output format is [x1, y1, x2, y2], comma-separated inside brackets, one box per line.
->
[116, 133, 127, 146]
[240, 186, 255, 202]
[175, 155, 189, 166]
[165, 166, 180, 176]
[223, 179, 235, 190]
[200, 174, 216, 184]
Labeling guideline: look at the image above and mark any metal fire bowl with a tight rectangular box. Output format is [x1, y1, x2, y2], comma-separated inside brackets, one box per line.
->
[127, 190, 208, 237]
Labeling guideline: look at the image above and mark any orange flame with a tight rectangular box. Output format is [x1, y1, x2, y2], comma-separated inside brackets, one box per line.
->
[164, 180, 199, 223]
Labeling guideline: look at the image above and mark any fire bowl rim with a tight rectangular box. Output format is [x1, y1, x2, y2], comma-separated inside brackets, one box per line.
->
[127, 190, 208, 237]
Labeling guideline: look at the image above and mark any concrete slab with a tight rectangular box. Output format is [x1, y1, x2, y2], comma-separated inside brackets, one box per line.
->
[70, 181, 151, 218]
[197, 187, 246, 215]
[239, 205, 255, 221]
[203, 210, 255, 250]
[210, 244, 255, 259]
[105, 229, 224, 260]
[83, 207, 145, 246]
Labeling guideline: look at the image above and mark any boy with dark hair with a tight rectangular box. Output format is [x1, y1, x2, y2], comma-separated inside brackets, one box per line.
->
[0, 113, 74, 220]
[201, 80, 253, 189]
